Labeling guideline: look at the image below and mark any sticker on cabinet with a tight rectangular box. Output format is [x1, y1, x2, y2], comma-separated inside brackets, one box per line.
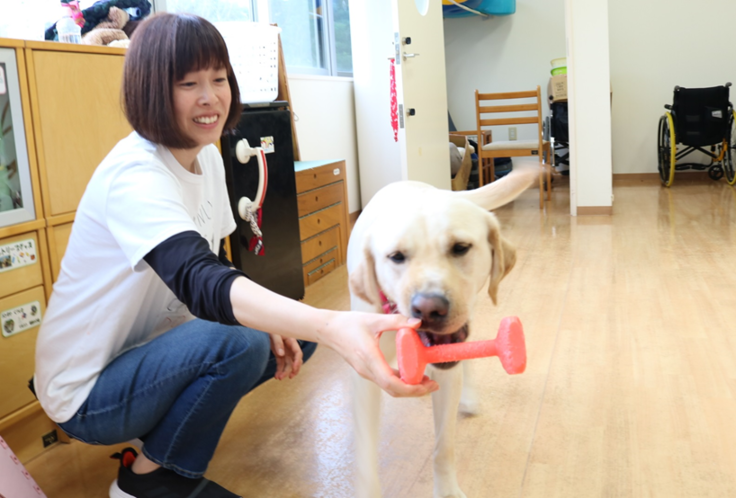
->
[2, 300, 42, 338]
[260, 136, 275, 154]
[0, 238, 37, 273]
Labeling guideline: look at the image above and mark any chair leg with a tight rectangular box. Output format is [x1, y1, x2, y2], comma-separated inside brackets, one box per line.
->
[539, 160, 544, 209]
[546, 145, 553, 201]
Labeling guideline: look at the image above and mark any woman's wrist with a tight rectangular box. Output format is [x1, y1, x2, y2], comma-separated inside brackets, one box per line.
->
[311, 308, 343, 350]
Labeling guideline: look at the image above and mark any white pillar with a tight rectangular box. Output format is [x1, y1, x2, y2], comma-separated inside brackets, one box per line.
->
[565, 0, 613, 215]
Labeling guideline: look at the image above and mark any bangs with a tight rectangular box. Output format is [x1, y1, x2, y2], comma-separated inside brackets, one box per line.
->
[173, 16, 231, 80]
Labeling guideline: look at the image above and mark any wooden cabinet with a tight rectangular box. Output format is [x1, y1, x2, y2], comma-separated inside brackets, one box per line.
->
[0, 39, 128, 463]
[295, 160, 350, 286]
[27, 44, 130, 219]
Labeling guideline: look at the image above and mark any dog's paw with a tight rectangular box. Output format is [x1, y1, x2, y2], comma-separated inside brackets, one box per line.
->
[459, 385, 480, 416]
[434, 487, 467, 498]
[458, 397, 480, 416]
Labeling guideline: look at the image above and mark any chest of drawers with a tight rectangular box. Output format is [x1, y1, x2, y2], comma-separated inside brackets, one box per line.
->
[294, 160, 350, 286]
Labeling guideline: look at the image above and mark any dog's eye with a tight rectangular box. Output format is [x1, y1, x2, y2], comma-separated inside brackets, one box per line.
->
[452, 243, 471, 256]
[388, 252, 406, 263]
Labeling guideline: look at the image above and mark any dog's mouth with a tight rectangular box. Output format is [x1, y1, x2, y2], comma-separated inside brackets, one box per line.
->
[417, 323, 469, 370]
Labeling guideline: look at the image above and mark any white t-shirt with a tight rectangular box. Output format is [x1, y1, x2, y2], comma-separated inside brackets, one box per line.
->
[35, 132, 237, 423]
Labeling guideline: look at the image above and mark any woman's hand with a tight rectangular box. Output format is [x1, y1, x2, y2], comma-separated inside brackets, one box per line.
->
[319, 312, 439, 398]
[269, 334, 304, 380]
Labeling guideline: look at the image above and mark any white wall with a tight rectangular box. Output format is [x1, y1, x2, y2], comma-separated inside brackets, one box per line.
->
[608, 0, 736, 174]
[443, 0, 566, 141]
[288, 75, 362, 212]
[566, 0, 612, 211]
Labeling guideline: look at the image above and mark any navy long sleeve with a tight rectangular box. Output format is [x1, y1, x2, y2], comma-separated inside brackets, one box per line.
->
[143, 231, 246, 325]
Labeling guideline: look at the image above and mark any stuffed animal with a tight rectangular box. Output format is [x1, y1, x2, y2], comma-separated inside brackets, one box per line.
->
[82, 6, 129, 46]
[45, 0, 151, 43]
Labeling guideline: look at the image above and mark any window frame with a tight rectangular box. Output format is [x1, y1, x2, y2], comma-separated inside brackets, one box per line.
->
[152, 0, 351, 77]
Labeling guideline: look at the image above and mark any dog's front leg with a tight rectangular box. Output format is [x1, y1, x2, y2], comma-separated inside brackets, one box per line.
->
[429, 365, 467, 498]
[459, 361, 479, 416]
[352, 370, 383, 498]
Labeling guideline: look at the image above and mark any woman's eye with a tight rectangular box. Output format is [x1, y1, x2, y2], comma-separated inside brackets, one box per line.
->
[452, 243, 471, 256]
[179, 82, 196, 88]
[215, 78, 228, 84]
[389, 252, 406, 263]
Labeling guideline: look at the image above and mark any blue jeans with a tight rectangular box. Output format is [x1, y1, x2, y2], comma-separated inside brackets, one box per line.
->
[58, 319, 317, 478]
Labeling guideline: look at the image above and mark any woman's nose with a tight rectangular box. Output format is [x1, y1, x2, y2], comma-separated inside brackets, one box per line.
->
[199, 85, 218, 105]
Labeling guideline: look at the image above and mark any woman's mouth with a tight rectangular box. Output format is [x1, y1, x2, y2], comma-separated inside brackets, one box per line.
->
[193, 114, 219, 126]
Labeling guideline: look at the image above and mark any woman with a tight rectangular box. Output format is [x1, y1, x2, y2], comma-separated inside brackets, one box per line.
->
[34, 12, 437, 498]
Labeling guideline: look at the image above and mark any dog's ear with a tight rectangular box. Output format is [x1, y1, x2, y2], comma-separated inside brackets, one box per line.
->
[349, 239, 381, 305]
[486, 213, 517, 305]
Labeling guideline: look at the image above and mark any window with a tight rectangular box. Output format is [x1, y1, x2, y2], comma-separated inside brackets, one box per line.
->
[0, 0, 61, 41]
[156, 0, 352, 77]
[157, 0, 255, 23]
[0, 0, 352, 77]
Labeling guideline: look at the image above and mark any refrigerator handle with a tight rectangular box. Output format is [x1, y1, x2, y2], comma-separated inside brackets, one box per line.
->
[235, 139, 269, 213]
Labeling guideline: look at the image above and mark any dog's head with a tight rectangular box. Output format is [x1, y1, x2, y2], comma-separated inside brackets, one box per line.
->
[349, 190, 516, 354]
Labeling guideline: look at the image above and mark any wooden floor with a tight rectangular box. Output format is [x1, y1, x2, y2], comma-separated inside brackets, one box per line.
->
[24, 177, 736, 497]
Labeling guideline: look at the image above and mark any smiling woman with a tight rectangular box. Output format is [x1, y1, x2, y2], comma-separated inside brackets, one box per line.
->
[33, 12, 434, 498]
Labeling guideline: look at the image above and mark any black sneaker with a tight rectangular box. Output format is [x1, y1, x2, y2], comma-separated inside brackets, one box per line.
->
[109, 447, 242, 498]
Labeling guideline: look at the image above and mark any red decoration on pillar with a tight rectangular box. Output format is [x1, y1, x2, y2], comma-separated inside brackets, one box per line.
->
[390, 58, 398, 142]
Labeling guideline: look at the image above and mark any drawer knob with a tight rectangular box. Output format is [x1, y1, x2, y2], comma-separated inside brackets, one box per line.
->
[315, 196, 319, 202]
[333, 168, 340, 175]
[317, 219, 321, 224]
[319, 241, 323, 246]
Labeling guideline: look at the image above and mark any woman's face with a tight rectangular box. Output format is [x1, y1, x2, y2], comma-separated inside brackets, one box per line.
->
[173, 66, 232, 150]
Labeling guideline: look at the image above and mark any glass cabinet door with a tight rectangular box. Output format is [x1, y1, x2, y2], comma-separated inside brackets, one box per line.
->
[0, 47, 35, 228]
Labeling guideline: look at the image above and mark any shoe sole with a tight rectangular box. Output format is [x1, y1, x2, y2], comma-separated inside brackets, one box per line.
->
[109, 479, 135, 498]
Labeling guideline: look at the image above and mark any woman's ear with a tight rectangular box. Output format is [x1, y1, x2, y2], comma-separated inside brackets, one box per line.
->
[486, 213, 516, 305]
[348, 240, 380, 306]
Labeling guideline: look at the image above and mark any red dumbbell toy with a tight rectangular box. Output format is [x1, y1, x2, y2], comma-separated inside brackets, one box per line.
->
[396, 316, 526, 385]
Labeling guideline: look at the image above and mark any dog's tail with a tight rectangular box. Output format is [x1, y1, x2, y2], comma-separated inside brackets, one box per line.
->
[455, 160, 539, 211]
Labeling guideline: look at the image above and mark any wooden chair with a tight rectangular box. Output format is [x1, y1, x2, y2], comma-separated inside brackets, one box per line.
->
[475, 86, 552, 208]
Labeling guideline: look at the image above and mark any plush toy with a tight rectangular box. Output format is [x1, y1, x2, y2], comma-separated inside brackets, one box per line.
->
[45, 0, 152, 42]
[82, 6, 130, 46]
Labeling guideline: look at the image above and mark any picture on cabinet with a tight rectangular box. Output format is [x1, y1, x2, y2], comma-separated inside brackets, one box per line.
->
[0, 48, 35, 228]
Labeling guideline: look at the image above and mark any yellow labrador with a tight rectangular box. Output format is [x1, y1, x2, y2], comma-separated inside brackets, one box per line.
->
[348, 165, 537, 498]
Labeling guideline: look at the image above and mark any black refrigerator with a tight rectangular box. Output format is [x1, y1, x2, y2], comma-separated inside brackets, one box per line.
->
[221, 102, 305, 300]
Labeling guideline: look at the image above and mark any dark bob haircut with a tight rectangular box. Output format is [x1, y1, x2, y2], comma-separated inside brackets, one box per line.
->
[122, 13, 242, 149]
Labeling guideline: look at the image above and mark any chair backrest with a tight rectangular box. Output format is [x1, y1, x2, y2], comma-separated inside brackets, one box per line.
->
[475, 86, 543, 148]
[672, 84, 732, 147]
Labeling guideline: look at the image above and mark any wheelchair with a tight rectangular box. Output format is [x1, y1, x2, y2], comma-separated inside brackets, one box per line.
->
[543, 101, 569, 177]
[658, 82, 736, 186]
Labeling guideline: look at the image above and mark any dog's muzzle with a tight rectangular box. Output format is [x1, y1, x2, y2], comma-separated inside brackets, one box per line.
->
[417, 323, 469, 370]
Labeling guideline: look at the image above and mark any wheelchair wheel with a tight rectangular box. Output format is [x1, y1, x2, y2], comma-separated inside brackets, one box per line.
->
[658, 113, 676, 186]
[724, 110, 736, 185]
[709, 164, 724, 181]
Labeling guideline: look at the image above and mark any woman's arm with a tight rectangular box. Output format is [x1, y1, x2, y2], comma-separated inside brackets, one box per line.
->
[144, 231, 438, 397]
[229, 276, 439, 398]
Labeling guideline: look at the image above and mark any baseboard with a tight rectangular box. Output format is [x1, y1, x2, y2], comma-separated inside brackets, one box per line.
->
[612, 173, 660, 185]
[612, 171, 711, 185]
[577, 206, 613, 216]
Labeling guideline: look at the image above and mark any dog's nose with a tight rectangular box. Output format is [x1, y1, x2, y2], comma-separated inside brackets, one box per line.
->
[410, 293, 449, 326]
